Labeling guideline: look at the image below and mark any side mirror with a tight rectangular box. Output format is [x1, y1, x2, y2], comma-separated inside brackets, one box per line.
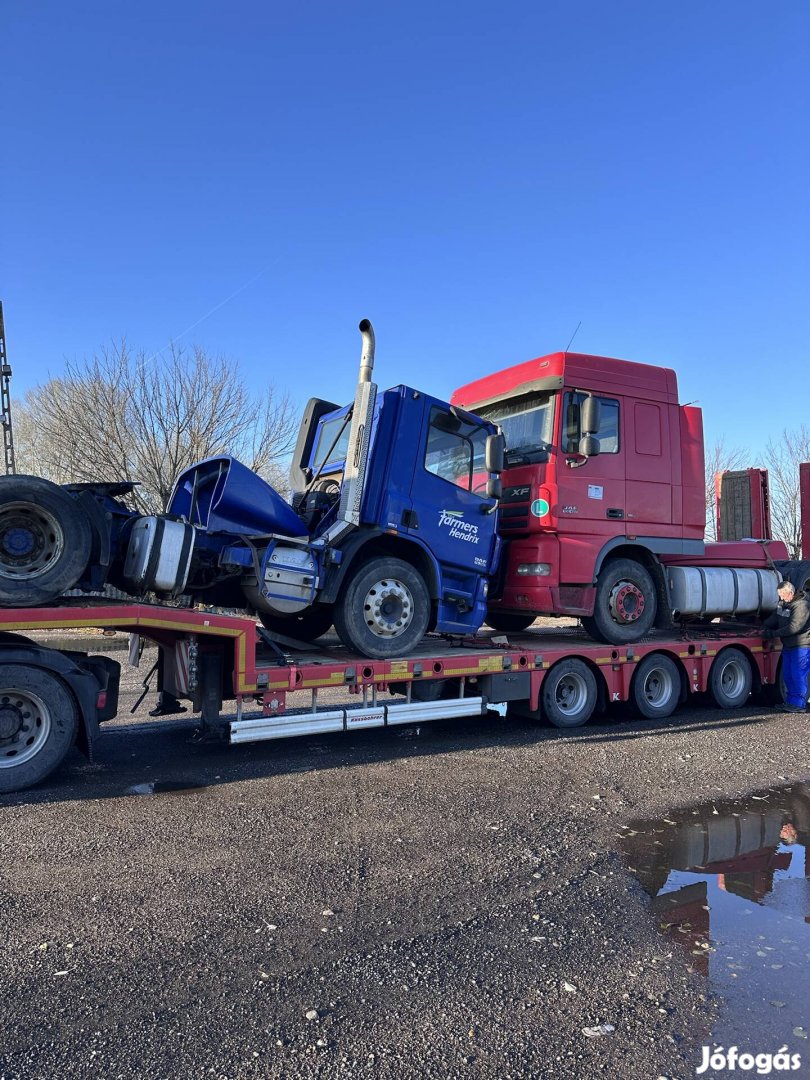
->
[486, 477, 502, 500]
[579, 434, 600, 457]
[581, 395, 600, 434]
[485, 432, 505, 474]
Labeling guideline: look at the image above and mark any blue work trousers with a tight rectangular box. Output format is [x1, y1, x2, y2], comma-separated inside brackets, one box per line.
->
[782, 646, 810, 708]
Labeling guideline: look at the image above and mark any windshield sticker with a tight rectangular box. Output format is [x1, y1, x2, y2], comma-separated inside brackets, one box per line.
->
[438, 510, 480, 544]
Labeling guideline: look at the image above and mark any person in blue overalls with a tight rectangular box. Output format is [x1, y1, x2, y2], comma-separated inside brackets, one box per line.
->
[762, 580, 810, 712]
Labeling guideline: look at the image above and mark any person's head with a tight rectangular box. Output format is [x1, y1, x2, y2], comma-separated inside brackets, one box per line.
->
[778, 580, 796, 603]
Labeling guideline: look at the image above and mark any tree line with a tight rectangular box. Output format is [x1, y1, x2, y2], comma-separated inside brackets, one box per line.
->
[14, 342, 297, 514]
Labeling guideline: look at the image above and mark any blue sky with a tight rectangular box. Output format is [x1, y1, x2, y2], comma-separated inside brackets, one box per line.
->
[3, 1, 808, 459]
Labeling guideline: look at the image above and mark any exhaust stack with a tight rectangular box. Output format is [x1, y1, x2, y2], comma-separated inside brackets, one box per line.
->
[358, 319, 375, 383]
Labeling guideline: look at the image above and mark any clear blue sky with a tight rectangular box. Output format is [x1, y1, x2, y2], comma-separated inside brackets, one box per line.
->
[3, 1, 808, 459]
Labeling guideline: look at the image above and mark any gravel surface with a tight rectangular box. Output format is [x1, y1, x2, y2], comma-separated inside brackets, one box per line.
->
[1, 639, 808, 1079]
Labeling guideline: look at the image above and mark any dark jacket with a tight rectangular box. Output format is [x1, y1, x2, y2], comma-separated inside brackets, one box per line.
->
[762, 590, 810, 649]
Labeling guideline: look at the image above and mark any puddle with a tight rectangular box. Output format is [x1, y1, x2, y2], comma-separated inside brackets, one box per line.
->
[126, 780, 210, 796]
[621, 783, 810, 1056]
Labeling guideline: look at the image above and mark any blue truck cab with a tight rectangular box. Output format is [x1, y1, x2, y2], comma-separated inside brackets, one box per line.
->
[170, 322, 505, 657]
[284, 384, 503, 652]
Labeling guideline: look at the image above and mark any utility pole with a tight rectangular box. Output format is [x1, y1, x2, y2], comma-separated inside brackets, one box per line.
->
[0, 302, 15, 475]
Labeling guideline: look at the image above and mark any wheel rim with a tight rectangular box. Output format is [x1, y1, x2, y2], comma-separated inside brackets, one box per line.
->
[0, 687, 52, 768]
[554, 673, 590, 718]
[719, 659, 746, 699]
[608, 580, 646, 625]
[0, 502, 65, 581]
[363, 578, 414, 639]
[642, 665, 674, 707]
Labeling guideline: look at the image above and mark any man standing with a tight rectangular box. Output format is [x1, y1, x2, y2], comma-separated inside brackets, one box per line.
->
[762, 580, 810, 713]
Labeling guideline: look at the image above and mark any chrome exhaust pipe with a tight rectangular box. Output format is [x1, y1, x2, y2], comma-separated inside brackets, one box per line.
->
[358, 319, 375, 383]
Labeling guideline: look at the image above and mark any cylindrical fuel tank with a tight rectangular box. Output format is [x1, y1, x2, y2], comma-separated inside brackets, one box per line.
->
[667, 566, 780, 618]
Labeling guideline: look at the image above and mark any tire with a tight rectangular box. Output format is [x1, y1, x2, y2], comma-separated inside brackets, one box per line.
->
[333, 556, 430, 659]
[541, 658, 598, 728]
[582, 558, 657, 645]
[259, 607, 334, 642]
[0, 476, 92, 607]
[0, 665, 79, 793]
[486, 613, 536, 633]
[631, 653, 681, 719]
[708, 647, 752, 709]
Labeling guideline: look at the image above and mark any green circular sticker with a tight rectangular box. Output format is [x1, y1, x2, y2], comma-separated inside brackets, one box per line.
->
[531, 498, 550, 518]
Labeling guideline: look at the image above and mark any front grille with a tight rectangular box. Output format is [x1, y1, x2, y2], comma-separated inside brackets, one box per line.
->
[499, 504, 529, 531]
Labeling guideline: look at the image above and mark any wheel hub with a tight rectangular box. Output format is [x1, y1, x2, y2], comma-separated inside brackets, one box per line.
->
[0, 503, 64, 580]
[363, 578, 414, 638]
[0, 689, 51, 766]
[0, 703, 23, 741]
[608, 580, 645, 624]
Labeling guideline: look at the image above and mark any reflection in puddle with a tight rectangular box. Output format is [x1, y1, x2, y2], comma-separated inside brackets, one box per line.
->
[621, 784, 810, 1052]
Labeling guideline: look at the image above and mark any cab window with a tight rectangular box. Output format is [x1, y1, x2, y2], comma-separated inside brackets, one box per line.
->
[563, 393, 620, 454]
[312, 410, 351, 471]
[425, 408, 489, 494]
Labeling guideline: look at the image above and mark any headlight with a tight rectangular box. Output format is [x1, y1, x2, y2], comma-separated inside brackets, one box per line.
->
[516, 563, 551, 576]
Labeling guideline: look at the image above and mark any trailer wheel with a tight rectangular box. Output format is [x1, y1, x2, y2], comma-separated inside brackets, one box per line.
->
[582, 558, 657, 645]
[708, 647, 752, 709]
[630, 653, 680, 719]
[0, 665, 79, 793]
[486, 613, 536, 633]
[333, 556, 430, 659]
[0, 476, 92, 607]
[541, 658, 597, 728]
[259, 607, 334, 642]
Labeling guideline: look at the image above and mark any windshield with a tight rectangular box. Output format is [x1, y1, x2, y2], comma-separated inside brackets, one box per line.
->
[475, 392, 555, 465]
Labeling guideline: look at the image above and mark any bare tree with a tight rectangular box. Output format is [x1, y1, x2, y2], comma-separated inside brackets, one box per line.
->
[704, 438, 747, 540]
[763, 426, 810, 559]
[15, 342, 297, 514]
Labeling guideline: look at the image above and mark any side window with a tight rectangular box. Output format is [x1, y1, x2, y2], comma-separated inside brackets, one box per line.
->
[424, 408, 488, 493]
[563, 394, 620, 454]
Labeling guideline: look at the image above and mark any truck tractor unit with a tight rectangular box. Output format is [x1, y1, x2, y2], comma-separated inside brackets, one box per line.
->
[452, 350, 788, 644]
[0, 322, 505, 659]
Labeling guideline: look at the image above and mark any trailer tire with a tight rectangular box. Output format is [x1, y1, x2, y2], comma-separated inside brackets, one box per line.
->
[0, 476, 92, 607]
[0, 665, 79, 793]
[541, 658, 597, 728]
[486, 613, 536, 633]
[708, 647, 752, 709]
[631, 653, 680, 719]
[582, 557, 657, 645]
[333, 556, 430, 659]
[259, 607, 334, 642]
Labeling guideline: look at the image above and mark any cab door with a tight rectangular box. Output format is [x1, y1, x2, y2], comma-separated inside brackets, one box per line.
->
[554, 392, 626, 581]
[406, 402, 499, 576]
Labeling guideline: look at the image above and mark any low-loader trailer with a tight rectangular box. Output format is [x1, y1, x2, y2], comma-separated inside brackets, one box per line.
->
[0, 599, 784, 794]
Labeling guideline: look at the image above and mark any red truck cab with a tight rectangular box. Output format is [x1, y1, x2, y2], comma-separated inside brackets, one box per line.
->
[452, 350, 711, 641]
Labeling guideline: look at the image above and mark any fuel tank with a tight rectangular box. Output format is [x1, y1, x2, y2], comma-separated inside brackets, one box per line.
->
[667, 565, 779, 618]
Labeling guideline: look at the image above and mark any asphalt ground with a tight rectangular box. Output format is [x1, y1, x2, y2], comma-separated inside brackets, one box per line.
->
[2, 639, 809, 1080]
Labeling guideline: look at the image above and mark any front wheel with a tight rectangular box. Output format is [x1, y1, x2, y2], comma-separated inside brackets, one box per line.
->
[333, 556, 430, 659]
[582, 558, 657, 645]
[0, 665, 79, 793]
